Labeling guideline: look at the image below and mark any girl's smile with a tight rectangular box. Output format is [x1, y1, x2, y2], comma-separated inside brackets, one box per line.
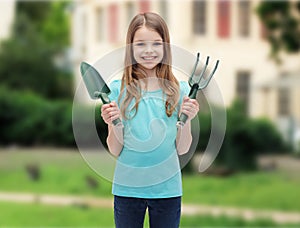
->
[133, 26, 164, 74]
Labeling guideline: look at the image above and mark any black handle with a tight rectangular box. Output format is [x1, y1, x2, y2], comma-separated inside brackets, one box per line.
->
[99, 93, 122, 127]
[177, 84, 199, 128]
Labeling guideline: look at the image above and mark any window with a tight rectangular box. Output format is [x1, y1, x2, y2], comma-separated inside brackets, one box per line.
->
[278, 88, 290, 116]
[278, 74, 290, 116]
[217, 0, 230, 38]
[108, 4, 119, 43]
[238, 0, 250, 37]
[139, 0, 150, 13]
[236, 71, 250, 113]
[193, 0, 206, 35]
[95, 7, 104, 42]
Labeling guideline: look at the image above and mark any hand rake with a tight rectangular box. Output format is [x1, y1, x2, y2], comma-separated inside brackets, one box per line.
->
[177, 53, 219, 128]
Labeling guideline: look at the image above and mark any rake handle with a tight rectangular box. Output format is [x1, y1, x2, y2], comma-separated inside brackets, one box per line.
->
[177, 84, 199, 128]
[98, 93, 122, 127]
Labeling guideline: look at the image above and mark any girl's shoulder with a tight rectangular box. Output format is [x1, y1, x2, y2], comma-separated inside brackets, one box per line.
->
[108, 80, 122, 102]
[109, 79, 122, 90]
[179, 81, 189, 95]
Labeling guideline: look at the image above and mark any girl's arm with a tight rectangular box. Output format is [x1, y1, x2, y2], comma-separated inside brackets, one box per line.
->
[176, 120, 192, 155]
[101, 102, 123, 157]
[107, 124, 123, 157]
[176, 96, 199, 155]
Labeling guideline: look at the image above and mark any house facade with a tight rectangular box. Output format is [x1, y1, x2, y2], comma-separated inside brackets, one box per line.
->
[71, 0, 300, 148]
[0, 0, 15, 41]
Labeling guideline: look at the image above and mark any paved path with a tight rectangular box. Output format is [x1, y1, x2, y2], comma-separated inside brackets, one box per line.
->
[1, 192, 300, 224]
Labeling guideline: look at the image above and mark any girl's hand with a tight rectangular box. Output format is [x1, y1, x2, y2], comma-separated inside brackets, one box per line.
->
[180, 96, 199, 121]
[101, 102, 121, 125]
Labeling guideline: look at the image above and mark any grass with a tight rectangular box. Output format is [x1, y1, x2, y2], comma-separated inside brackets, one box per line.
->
[1, 148, 300, 227]
[0, 149, 300, 211]
[1, 147, 300, 213]
[0, 148, 112, 196]
[182, 171, 300, 211]
[0, 201, 114, 227]
[1, 202, 299, 227]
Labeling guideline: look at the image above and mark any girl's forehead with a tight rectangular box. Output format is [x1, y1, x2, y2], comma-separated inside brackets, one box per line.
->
[133, 26, 162, 41]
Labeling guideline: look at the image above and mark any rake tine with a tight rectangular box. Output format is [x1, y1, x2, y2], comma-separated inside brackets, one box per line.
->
[194, 56, 209, 85]
[177, 53, 220, 128]
[199, 60, 220, 89]
[188, 52, 200, 87]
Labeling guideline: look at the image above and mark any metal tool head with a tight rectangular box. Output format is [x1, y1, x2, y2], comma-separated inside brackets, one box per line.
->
[188, 52, 219, 90]
[80, 62, 111, 100]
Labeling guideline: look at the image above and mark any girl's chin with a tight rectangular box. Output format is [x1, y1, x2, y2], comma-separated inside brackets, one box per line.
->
[138, 62, 159, 70]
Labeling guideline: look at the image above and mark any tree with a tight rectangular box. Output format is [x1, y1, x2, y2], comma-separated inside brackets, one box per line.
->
[256, 1, 300, 62]
[0, 1, 72, 100]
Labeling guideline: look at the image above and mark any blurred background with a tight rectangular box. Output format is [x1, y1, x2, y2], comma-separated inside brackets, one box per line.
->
[0, 0, 300, 227]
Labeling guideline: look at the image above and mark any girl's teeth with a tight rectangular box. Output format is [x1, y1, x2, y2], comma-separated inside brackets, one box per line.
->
[143, 57, 155, 60]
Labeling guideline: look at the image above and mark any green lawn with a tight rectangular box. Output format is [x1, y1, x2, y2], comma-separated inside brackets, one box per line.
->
[1, 148, 300, 227]
[1, 148, 300, 213]
[1, 202, 299, 227]
[0, 148, 112, 196]
[182, 171, 300, 211]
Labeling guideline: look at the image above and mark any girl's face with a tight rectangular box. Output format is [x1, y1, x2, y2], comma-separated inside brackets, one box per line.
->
[132, 26, 164, 73]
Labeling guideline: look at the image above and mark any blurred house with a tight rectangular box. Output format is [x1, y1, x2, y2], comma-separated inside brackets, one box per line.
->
[0, 0, 15, 41]
[70, 0, 300, 149]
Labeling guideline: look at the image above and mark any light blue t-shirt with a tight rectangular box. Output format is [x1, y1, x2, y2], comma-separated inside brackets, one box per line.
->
[108, 79, 189, 198]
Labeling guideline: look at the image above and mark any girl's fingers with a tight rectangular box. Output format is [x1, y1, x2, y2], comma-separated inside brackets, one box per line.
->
[181, 97, 199, 120]
[101, 102, 121, 125]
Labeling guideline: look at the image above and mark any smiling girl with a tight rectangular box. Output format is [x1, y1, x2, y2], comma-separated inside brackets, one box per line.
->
[101, 12, 199, 228]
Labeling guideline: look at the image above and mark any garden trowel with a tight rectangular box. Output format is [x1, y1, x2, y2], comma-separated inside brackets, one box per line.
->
[80, 62, 122, 127]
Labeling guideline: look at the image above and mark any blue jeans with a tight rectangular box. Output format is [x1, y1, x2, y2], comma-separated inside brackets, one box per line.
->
[114, 195, 181, 228]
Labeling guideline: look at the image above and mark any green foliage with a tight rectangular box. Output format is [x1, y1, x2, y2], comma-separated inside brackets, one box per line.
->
[195, 112, 211, 151]
[250, 118, 287, 153]
[256, 1, 300, 62]
[95, 105, 109, 150]
[0, 86, 75, 146]
[16, 1, 70, 49]
[194, 100, 286, 172]
[40, 2, 70, 49]
[0, 1, 72, 100]
[16, 1, 51, 23]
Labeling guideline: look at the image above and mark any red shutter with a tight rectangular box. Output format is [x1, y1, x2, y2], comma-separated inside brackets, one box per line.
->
[139, 0, 150, 13]
[109, 4, 118, 43]
[217, 0, 230, 38]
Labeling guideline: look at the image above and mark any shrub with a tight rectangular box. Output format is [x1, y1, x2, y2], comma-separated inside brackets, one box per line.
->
[0, 86, 75, 146]
[217, 100, 286, 171]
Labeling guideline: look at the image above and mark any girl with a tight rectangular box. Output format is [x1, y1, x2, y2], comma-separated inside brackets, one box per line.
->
[101, 12, 199, 228]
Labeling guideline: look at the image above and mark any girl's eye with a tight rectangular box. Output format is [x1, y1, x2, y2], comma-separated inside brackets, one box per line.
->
[153, 42, 163, 46]
[135, 42, 145, 46]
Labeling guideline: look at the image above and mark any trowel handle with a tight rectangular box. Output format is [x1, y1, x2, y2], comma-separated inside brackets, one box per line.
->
[99, 93, 111, 104]
[99, 93, 123, 127]
[176, 84, 199, 128]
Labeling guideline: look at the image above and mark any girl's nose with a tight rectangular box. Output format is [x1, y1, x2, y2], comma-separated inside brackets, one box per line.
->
[145, 43, 154, 53]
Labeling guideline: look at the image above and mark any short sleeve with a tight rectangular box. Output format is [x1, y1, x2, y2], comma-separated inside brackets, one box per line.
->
[108, 80, 121, 103]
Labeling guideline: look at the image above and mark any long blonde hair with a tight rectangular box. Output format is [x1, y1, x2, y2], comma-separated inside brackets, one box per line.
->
[119, 12, 179, 119]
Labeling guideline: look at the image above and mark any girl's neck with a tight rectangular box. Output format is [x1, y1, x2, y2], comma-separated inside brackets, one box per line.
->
[138, 65, 161, 91]
[142, 67, 157, 78]
[140, 77, 161, 92]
